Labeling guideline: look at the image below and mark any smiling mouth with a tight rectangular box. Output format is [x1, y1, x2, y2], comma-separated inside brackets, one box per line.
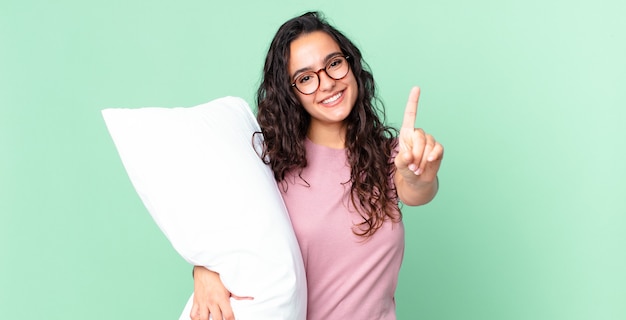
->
[321, 91, 343, 105]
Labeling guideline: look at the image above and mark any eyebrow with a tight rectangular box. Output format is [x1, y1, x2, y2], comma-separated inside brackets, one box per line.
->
[291, 51, 344, 80]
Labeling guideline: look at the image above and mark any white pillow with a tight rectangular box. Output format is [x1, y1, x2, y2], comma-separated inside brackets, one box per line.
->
[101, 96, 307, 320]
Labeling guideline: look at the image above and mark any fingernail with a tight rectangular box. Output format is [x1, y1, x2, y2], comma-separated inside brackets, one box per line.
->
[414, 168, 422, 175]
[408, 164, 417, 171]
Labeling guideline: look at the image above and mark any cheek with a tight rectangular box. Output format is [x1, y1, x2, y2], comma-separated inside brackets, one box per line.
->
[289, 86, 308, 104]
[294, 92, 311, 106]
[348, 75, 359, 101]
[346, 71, 358, 91]
[295, 93, 316, 116]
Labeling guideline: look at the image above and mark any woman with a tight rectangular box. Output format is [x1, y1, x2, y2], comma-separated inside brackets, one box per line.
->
[191, 11, 443, 320]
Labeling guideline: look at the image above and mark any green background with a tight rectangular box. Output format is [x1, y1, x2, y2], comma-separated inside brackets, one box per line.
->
[2, 0, 625, 319]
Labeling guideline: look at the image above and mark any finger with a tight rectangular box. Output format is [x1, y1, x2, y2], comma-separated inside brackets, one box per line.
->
[410, 128, 426, 174]
[401, 86, 421, 130]
[420, 150, 442, 182]
[189, 305, 198, 320]
[231, 293, 254, 300]
[190, 306, 209, 320]
[428, 142, 444, 162]
[395, 146, 411, 170]
[417, 134, 436, 174]
[217, 302, 236, 320]
[208, 304, 222, 320]
[190, 313, 205, 320]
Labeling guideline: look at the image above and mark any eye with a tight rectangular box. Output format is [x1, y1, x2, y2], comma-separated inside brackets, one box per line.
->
[328, 57, 344, 69]
[298, 74, 314, 84]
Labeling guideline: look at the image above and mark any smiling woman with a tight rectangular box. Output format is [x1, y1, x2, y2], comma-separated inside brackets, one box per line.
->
[191, 11, 443, 320]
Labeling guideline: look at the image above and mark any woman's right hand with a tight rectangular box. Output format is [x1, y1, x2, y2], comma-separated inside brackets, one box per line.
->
[190, 266, 252, 320]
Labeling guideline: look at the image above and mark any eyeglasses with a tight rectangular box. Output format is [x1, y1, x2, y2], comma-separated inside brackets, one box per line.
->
[291, 55, 351, 95]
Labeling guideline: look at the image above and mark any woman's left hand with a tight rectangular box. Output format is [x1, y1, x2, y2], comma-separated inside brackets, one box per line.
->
[394, 86, 443, 202]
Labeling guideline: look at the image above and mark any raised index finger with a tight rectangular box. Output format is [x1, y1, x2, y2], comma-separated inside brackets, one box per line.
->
[402, 86, 421, 129]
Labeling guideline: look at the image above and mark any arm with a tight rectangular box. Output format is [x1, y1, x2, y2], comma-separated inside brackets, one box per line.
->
[393, 87, 444, 206]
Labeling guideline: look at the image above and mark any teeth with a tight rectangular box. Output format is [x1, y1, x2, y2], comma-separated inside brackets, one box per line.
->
[322, 92, 342, 104]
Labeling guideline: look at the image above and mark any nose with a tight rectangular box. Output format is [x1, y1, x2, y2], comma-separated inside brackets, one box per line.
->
[317, 69, 336, 92]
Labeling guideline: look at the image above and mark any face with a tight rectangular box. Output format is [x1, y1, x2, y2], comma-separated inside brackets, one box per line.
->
[288, 31, 358, 135]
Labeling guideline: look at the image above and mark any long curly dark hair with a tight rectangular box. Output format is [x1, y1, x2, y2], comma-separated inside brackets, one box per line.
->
[256, 12, 400, 237]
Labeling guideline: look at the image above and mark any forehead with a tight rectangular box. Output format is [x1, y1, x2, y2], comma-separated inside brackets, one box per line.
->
[288, 31, 341, 73]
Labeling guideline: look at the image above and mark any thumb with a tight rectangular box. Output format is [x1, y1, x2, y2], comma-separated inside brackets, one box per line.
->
[394, 148, 413, 171]
[231, 293, 254, 300]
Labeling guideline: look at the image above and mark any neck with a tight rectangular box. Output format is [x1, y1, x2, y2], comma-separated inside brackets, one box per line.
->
[307, 121, 347, 149]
